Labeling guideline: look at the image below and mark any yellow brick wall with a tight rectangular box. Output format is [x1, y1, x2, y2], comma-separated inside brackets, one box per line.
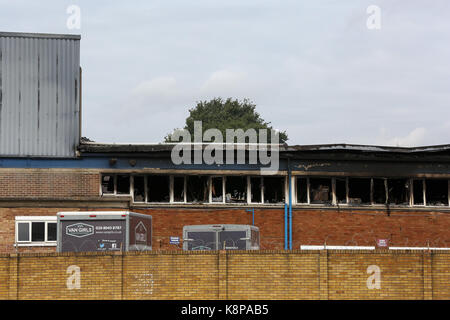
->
[328, 251, 424, 299]
[0, 250, 447, 300]
[226, 251, 319, 300]
[123, 251, 219, 300]
[16, 253, 121, 300]
[0, 256, 9, 299]
[432, 253, 450, 300]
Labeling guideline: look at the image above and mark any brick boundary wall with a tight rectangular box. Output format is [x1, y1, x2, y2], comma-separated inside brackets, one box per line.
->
[0, 250, 448, 300]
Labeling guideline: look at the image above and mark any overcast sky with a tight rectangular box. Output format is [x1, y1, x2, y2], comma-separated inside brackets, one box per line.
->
[1, 0, 449, 146]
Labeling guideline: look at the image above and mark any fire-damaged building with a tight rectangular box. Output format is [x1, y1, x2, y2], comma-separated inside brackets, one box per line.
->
[0, 31, 449, 253]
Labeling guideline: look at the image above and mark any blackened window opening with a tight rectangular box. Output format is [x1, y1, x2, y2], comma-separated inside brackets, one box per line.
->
[426, 179, 448, 206]
[147, 175, 170, 202]
[348, 178, 371, 204]
[264, 177, 285, 204]
[173, 176, 185, 202]
[116, 175, 130, 194]
[186, 176, 209, 203]
[133, 176, 145, 202]
[250, 177, 262, 203]
[336, 178, 347, 204]
[225, 176, 247, 203]
[373, 178, 386, 204]
[387, 179, 410, 205]
[211, 177, 223, 202]
[309, 178, 331, 204]
[413, 180, 424, 205]
[297, 178, 308, 203]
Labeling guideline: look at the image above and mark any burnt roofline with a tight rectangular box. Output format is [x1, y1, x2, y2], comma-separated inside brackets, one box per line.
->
[78, 142, 450, 154]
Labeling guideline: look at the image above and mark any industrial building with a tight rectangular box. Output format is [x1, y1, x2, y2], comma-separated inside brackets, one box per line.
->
[0, 31, 449, 253]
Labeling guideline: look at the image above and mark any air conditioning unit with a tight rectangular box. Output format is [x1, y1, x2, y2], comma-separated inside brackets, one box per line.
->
[183, 224, 259, 251]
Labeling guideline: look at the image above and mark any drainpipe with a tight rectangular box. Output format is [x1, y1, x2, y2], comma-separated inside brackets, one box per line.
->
[284, 203, 288, 250]
[246, 209, 255, 225]
[288, 158, 293, 250]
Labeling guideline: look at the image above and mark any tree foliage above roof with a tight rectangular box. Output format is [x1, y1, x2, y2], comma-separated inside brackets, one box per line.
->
[165, 97, 288, 143]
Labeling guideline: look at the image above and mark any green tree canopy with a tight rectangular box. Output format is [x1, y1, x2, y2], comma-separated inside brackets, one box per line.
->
[165, 98, 288, 143]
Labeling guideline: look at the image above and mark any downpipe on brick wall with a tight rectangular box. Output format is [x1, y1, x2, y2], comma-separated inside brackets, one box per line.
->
[284, 203, 288, 250]
[288, 158, 293, 250]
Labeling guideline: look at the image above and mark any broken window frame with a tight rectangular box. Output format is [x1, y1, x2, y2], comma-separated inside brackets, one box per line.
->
[210, 176, 225, 203]
[100, 174, 116, 195]
[308, 177, 333, 205]
[263, 176, 286, 204]
[412, 179, 425, 206]
[347, 177, 372, 206]
[250, 176, 264, 204]
[386, 178, 411, 206]
[186, 175, 210, 203]
[425, 179, 449, 207]
[295, 177, 309, 204]
[116, 174, 131, 195]
[131, 175, 147, 203]
[334, 177, 348, 205]
[102, 172, 450, 208]
[171, 175, 186, 203]
[146, 175, 171, 203]
[371, 178, 387, 205]
[224, 176, 248, 204]
[100, 174, 131, 196]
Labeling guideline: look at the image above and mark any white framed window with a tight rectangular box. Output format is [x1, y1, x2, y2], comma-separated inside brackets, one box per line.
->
[15, 216, 57, 246]
[100, 174, 131, 196]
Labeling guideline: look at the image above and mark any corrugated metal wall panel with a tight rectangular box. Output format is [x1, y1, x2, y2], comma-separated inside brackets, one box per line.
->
[0, 33, 80, 157]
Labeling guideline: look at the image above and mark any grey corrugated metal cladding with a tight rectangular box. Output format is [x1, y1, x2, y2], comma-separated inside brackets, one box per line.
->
[0, 32, 81, 157]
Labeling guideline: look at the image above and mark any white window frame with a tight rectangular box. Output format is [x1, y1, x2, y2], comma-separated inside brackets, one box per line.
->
[100, 173, 131, 196]
[15, 216, 57, 247]
[100, 172, 450, 209]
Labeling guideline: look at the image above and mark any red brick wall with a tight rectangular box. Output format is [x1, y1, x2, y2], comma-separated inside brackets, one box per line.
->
[0, 170, 99, 199]
[131, 207, 450, 250]
[0, 206, 449, 253]
[0, 207, 122, 253]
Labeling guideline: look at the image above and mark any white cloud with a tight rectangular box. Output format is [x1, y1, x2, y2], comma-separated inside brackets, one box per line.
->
[132, 76, 179, 101]
[200, 69, 249, 97]
[380, 127, 427, 147]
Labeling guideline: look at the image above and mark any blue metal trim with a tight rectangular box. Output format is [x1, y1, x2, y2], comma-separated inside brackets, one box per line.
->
[0, 156, 289, 170]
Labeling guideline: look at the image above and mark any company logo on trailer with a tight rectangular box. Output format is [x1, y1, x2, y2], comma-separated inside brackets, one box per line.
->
[135, 221, 147, 244]
[66, 223, 94, 238]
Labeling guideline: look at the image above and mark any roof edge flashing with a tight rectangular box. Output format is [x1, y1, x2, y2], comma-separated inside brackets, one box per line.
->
[0, 31, 81, 40]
